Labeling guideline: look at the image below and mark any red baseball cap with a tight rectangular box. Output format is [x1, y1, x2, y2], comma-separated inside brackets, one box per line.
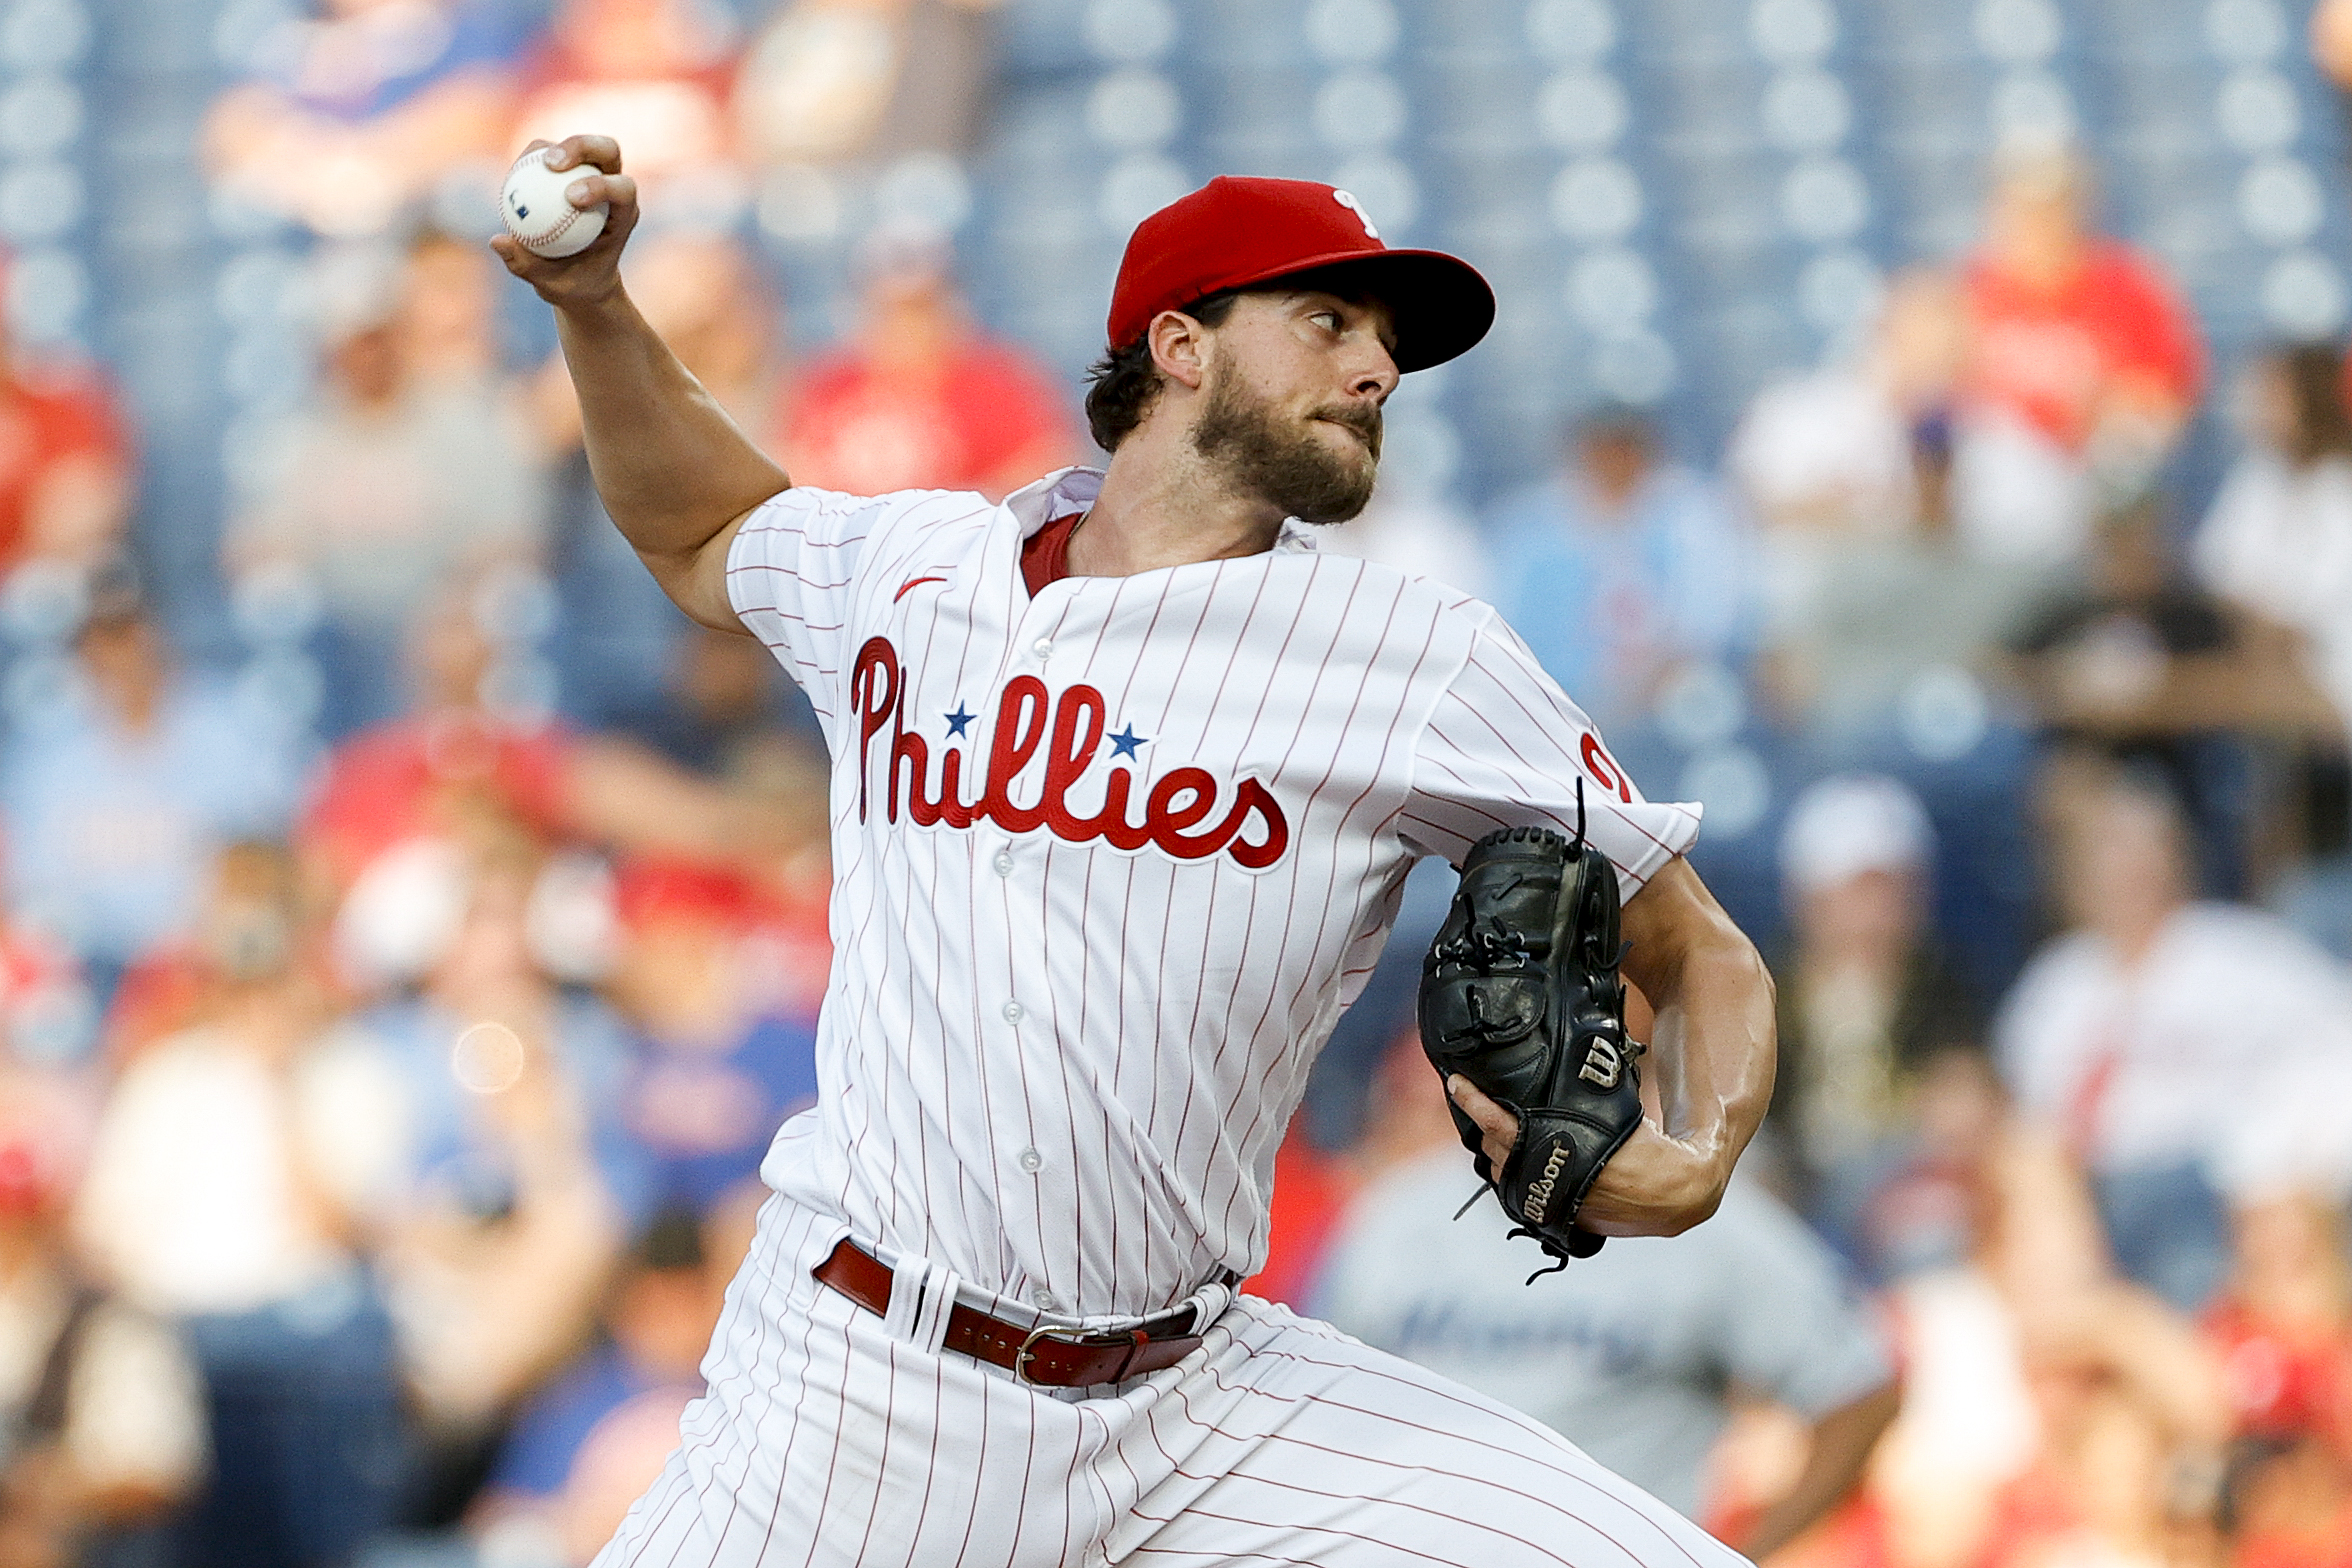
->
[1106, 176, 1495, 374]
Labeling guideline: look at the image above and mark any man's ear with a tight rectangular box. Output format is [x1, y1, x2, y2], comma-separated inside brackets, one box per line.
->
[1147, 307, 1212, 393]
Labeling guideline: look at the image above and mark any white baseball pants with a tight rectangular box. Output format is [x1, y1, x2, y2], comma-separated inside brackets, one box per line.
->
[593, 1193, 1749, 1568]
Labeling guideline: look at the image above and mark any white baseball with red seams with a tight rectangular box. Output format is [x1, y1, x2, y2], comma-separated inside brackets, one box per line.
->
[500, 145, 607, 258]
[593, 467, 1745, 1566]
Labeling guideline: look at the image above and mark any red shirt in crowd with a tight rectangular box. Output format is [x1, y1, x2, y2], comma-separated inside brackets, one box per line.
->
[0, 369, 122, 573]
[300, 712, 577, 889]
[778, 338, 1076, 501]
[1701, 1495, 1895, 1568]
[2202, 1296, 2352, 1453]
[616, 855, 831, 1024]
[1962, 240, 2202, 453]
[2235, 1507, 2352, 1568]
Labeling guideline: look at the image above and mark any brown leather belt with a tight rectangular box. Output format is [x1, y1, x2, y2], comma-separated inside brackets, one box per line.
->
[812, 1238, 1207, 1387]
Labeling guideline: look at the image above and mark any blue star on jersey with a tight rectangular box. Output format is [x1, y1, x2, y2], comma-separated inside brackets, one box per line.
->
[941, 707, 1143, 756]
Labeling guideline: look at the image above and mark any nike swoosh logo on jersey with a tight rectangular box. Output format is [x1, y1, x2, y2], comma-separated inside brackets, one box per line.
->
[894, 575, 950, 602]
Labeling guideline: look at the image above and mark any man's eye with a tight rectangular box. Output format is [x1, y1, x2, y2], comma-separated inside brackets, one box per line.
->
[1312, 311, 1340, 331]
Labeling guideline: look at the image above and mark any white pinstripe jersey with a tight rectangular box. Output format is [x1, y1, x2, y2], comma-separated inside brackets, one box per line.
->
[728, 466, 1703, 1321]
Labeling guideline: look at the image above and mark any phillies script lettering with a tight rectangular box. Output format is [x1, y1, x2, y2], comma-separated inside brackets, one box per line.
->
[851, 636, 1291, 870]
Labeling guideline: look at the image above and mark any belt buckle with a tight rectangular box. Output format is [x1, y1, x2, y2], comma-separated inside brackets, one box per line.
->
[1012, 1323, 1065, 1386]
[1015, 1322, 1153, 1387]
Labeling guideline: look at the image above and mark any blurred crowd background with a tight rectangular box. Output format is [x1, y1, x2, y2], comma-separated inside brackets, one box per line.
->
[5, 0, 2352, 1565]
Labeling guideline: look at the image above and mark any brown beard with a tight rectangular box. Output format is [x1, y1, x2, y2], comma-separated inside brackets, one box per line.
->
[1189, 368, 1382, 526]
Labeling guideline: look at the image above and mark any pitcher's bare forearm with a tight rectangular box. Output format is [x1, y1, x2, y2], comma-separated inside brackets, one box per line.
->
[1589, 855, 1778, 1231]
[555, 291, 787, 557]
[1638, 858, 1776, 1140]
[494, 133, 787, 631]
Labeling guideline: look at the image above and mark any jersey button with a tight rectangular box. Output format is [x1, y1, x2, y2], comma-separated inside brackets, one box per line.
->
[1016, 1147, 1044, 1173]
[1032, 1288, 1059, 1311]
[1031, 638, 1053, 659]
[993, 851, 1014, 877]
[1002, 1001, 1024, 1023]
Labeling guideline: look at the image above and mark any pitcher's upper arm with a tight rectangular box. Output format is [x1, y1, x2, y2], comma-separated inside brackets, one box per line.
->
[638, 500, 765, 634]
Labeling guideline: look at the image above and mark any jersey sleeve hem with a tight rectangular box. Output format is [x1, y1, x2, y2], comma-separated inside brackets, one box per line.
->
[1609, 802, 1704, 896]
[722, 487, 804, 625]
[1399, 602, 1706, 895]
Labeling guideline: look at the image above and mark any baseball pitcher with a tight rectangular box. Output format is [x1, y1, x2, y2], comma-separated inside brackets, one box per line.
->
[497, 136, 1777, 1567]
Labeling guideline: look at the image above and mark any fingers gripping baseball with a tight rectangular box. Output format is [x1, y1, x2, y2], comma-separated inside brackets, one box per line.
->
[490, 136, 640, 305]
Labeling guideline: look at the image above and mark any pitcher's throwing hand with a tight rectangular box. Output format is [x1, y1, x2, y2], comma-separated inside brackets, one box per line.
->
[490, 135, 638, 307]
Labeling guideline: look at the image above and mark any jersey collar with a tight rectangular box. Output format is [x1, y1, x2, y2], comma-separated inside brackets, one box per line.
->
[1003, 466, 1321, 555]
[1007, 466, 1103, 539]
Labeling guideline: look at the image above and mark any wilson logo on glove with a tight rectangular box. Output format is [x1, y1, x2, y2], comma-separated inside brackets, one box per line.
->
[1418, 784, 1645, 1279]
[1522, 1145, 1574, 1224]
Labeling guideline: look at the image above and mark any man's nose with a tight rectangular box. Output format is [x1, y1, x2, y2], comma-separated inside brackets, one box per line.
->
[1348, 342, 1400, 402]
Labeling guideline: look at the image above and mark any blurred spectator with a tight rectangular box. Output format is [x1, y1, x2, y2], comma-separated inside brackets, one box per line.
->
[0, 907, 96, 1072]
[735, 0, 1005, 169]
[2230, 1432, 2352, 1568]
[610, 624, 814, 780]
[2317, 0, 2352, 95]
[326, 815, 644, 1512]
[1997, 764, 2352, 1311]
[1864, 1108, 2228, 1568]
[1838, 1047, 2011, 1300]
[0, 1058, 201, 1565]
[2194, 342, 2352, 734]
[1732, 273, 2054, 741]
[205, 0, 524, 238]
[0, 571, 305, 1003]
[2007, 505, 2226, 726]
[2197, 1062, 2352, 1568]
[2190, 342, 2352, 938]
[1482, 405, 1757, 730]
[1731, 268, 1967, 544]
[0, 273, 131, 579]
[2006, 504, 2336, 895]
[508, 0, 746, 226]
[471, 1209, 723, 1565]
[1950, 143, 2202, 569]
[73, 841, 409, 1568]
[1319, 1039, 1900, 1562]
[771, 226, 1078, 500]
[229, 242, 549, 738]
[397, 225, 518, 394]
[1773, 775, 1987, 1268]
[2203, 1188, 2352, 1457]
[300, 590, 793, 906]
[607, 862, 817, 1218]
[1749, 492, 2046, 747]
[532, 232, 780, 729]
